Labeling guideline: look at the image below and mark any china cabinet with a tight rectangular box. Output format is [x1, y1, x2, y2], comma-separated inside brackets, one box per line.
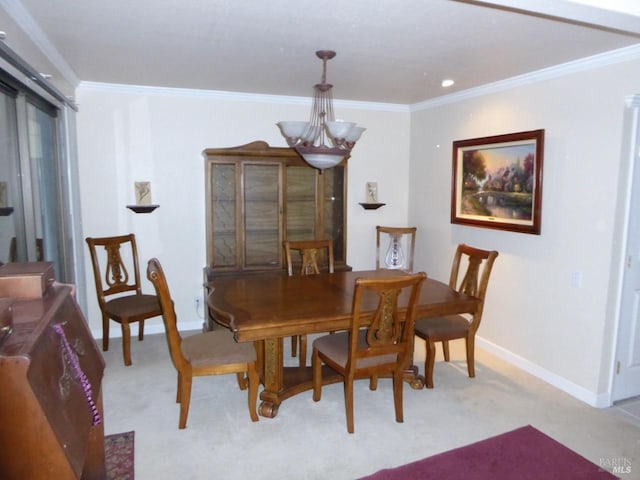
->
[203, 141, 349, 329]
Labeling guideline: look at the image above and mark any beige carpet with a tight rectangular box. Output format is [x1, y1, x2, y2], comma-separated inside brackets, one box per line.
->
[101, 332, 639, 480]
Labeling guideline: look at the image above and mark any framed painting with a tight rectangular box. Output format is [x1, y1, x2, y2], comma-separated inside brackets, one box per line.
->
[451, 129, 544, 235]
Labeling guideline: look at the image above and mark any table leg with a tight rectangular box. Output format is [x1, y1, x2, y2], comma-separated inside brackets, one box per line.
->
[405, 334, 424, 389]
[258, 337, 283, 418]
[406, 364, 424, 389]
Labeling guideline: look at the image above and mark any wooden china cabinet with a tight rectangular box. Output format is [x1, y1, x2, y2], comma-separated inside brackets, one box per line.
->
[202, 141, 349, 330]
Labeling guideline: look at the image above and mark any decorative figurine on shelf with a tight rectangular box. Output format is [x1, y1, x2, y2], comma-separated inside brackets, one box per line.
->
[135, 181, 151, 206]
[0, 182, 7, 208]
[366, 182, 378, 203]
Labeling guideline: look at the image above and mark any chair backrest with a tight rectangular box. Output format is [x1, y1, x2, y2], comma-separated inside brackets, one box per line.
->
[375, 226, 416, 272]
[85, 234, 144, 308]
[146, 258, 188, 372]
[284, 239, 334, 276]
[449, 244, 499, 329]
[348, 272, 426, 372]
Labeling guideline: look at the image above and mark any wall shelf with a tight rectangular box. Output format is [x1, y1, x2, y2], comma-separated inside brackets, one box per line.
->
[126, 205, 159, 214]
[358, 202, 386, 210]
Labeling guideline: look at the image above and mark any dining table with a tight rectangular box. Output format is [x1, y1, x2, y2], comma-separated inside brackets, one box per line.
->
[206, 269, 480, 418]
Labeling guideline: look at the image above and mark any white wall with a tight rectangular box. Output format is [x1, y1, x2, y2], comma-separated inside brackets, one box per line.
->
[75, 84, 410, 335]
[408, 56, 640, 406]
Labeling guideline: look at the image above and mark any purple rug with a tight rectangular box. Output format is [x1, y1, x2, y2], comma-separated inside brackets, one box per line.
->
[360, 426, 618, 480]
[105, 431, 135, 480]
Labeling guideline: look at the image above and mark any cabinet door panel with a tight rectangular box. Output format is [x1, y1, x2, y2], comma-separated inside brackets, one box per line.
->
[244, 164, 280, 268]
[286, 165, 317, 240]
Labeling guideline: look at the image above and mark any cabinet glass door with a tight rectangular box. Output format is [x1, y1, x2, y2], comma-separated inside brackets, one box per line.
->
[285, 165, 317, 241]
[243, 163, 280, 268]
[323, 166, 345, 264]
[210, 163, 237, 267]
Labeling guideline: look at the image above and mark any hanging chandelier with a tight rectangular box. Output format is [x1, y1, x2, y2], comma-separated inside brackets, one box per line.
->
[277, 50, 365, 171]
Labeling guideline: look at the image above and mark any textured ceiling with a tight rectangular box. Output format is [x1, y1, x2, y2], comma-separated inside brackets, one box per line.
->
[5, 0, 640, 104]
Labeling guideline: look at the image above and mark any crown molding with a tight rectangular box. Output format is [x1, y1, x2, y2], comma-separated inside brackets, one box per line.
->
[411, 43, 640, 112]
[76, 43, 640, 114]
[77, 81, 410, 113]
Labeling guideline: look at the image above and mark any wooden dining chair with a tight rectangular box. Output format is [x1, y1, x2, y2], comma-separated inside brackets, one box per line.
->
[376, 226, 417, 272]
[312, 271, 426, 433]
[147, 258, 259, 429]
[85, 234, 162, 366]
[414, 244, 498, 388]
[284, 239, 335, 367]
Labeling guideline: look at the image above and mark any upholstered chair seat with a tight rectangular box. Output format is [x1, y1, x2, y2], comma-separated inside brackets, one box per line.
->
[181, 330, 256, 368]
[414, 315, 471, 340]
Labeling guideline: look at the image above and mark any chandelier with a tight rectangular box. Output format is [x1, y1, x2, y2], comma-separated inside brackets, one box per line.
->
[277, 50, 365, 171]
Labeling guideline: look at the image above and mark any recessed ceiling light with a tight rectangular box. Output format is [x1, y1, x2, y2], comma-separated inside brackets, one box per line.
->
[441, 79, 455, 88]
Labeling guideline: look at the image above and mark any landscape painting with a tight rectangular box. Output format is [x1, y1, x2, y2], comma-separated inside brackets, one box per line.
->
[451, 129, 544, 234]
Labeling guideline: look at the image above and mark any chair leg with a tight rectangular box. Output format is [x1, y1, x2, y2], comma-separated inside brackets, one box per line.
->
[466, 334, 476, 378]
[102, 314, 110, 351]
[298, 335, 307, 367]
[176, 373, 182, 403]
[138, 319, 145, 341]
[247, 362, 259, 422]
[312, 348, 322, 401]
[291, 335, 298, 357]
[236, 372, 248, 390]
[121, 321, 132, 366]
[345, 374, 355, 434]
[369, 375, 378, 390]
[425, 339, 436, 389]
[393, 369, 404, 423]
[178, 374, 193, 429]
[442, 340, 450, 361]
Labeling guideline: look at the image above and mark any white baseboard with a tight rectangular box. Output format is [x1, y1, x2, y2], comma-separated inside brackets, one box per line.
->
[476, 336, 611, 408]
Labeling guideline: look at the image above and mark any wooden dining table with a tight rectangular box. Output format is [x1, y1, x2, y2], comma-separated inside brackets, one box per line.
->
[206, 269, 480, 418]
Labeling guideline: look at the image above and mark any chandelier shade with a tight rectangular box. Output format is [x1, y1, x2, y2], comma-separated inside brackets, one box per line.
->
[277, 50, 365, 171]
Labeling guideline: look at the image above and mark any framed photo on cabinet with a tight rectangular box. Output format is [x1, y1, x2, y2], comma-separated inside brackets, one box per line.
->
[451, 129, 544, 235]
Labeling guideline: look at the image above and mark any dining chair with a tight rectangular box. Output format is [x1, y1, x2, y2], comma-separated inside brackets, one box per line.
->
[85, 234, 162, 366]
[414, 244, 498, 388]
[284, 239, 334, 367]
[147, 258, 259, 428]
[376, 226, 417, 272]
[312, 271, 426, 433]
